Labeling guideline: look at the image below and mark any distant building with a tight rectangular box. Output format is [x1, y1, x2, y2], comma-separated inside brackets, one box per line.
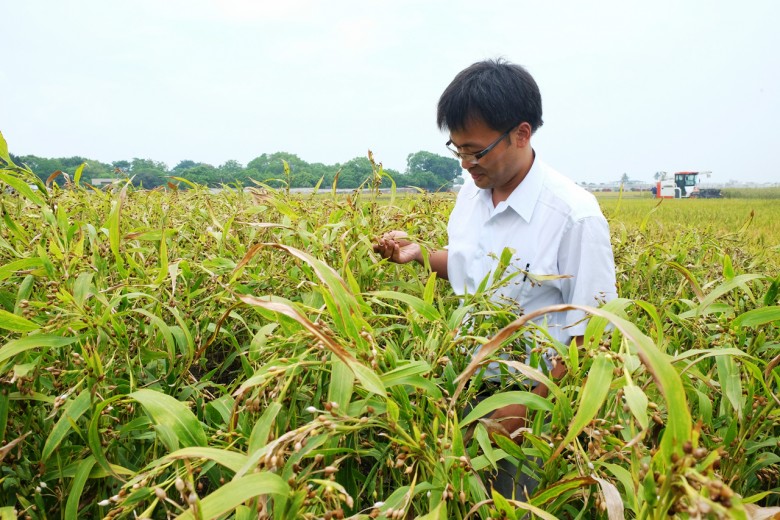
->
[90, 178, 119, 187]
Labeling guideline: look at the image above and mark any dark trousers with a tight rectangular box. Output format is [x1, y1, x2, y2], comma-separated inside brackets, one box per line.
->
[468, 390, 542, 500]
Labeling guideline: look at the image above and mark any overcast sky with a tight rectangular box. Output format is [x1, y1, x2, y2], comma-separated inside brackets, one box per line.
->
[2, 0, 778, 184]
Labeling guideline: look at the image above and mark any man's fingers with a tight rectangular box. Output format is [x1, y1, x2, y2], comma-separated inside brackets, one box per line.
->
[373, 238, 398, 260]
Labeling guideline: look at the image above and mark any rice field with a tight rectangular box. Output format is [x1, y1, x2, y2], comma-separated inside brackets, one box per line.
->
[0, 150, 778, 519]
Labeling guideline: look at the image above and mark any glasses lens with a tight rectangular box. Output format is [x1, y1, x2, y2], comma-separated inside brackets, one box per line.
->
[445, 146, 472, 162]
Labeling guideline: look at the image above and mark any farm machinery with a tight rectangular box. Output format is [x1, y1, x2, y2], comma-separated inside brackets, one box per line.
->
[654, 171, 722, 199]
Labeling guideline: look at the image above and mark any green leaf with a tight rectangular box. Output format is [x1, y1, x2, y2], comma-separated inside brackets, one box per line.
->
[328, 358, 354, 412]
[64, 456, 96, 520]
[493, 433, 526, 461]
[164, 447, 249, 473]
[0, 308, 38, 332]
[0, 258, 44, 282]
[42, 389, 91, 461]
[0, 334, 80, 367]
[72, 271, 94, 306]
[0, 171, 45, 206]
[461, 391, 552, 426]
[599, 462, 639, 514]
[423, 272, 437, 306]
[350, 361, 386, 396]
[129, 389, 208, 449]
[248, 402, 282, 454]
[380, 360, 431, 387]
[415, 501, 445, 520]
[764, 279, 779, 306]
[175, 472, 289, 520]
[369, 290, 441, 321]
[551, 353, 613, 460]
[697, 274, 762, 314]
[263, 243, 366, 339]
[693, 388, 713, 428]
[530, 476, 595, 507]
[716, 353, 743, 419]
[722, 254, 735, 280]
[622, 384, 649, 430]
[88, 397, 127, 479]
[154, 225, 169, 286]
[491, 489, 518, 520]
[106, 183, 129, 276]
[73, 162, 86, 187]
[474, 423, 498, 469]
[0, 131, 13, 166]
[732, 306, 780, 328]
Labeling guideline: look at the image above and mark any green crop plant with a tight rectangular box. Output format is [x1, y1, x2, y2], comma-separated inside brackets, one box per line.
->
[0, 131, 778, 519]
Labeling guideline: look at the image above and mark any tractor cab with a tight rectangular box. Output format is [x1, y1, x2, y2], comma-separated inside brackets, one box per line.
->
[656, 171, 717, 198]
[674, 172, 699, 197]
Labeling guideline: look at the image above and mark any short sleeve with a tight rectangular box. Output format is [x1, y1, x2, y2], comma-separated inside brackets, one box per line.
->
[557, 215, 617, 337]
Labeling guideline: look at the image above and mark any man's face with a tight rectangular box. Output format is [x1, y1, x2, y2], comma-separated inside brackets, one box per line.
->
[448, 118, 530, 197]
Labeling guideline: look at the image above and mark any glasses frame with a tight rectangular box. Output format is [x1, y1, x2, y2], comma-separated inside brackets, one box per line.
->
[445, 126, 515, 164]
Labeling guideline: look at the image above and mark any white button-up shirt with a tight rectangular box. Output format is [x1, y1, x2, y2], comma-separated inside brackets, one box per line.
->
[447, 157, 617, 348]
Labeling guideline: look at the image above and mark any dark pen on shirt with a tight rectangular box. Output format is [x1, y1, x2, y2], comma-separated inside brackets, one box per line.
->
[522, 263, 530, 282]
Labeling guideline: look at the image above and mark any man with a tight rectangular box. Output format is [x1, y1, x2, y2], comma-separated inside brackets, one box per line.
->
[374, 58, 617, 497]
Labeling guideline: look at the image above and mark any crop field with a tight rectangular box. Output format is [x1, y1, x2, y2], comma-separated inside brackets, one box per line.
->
[0, 147, 779, 519]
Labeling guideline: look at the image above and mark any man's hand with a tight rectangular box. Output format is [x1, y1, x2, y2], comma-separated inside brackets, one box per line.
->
[373, 231, 422, 264]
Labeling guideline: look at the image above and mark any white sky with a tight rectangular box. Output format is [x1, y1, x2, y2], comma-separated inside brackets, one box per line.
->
[2, 0, 778, 184]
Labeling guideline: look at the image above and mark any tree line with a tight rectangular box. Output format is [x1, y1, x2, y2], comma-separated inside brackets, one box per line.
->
[10, 150, 464, 191]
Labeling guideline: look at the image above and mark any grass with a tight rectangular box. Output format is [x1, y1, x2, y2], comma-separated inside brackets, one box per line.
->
[721, 187, 780, 199]
[0, 138, 778, 519]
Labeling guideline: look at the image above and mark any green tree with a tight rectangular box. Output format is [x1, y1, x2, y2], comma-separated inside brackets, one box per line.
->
[172, 160, 198, 172]
[402, 151, 462, 191]
[335, 157, 375, 189]
[247, 152, 307, 187]
[14, 155, 114, 184]
[128, 158, 168, 188]
[174, 163, 220, 186]
[113, 160, 131, 173]
[216, 160, 245, 185]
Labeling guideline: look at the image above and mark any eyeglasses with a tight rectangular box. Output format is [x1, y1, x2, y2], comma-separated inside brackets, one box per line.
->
[445, 127, 514, 164]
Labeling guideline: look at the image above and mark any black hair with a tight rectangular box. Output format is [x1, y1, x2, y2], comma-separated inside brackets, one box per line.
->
[437, 58, 543, 134]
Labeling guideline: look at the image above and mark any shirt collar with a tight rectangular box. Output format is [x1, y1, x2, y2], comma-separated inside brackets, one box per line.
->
[477, 155, 544, 222]
[506, 156, 545, 222]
